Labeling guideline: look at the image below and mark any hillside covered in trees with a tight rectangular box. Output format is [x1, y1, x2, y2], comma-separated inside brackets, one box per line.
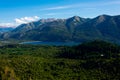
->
[0, 40, 120, 80]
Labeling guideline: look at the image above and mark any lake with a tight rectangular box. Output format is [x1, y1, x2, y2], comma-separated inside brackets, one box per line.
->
[20, 41, 80, 46]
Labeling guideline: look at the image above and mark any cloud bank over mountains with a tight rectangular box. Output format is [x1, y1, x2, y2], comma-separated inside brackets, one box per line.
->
[15, 16, 39, 24]
[0, 16, 40, 28]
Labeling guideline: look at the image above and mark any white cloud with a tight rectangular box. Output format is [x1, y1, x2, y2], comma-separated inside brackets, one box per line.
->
[41, 0, 120, 11]
[44, 12, 74, 16]
[0, 23, 16, 27]
[15, 16, 40, 24]
[43, 6, 72, 10]
[45, 13, 59, 16]
[15, 18, 27, 24]
[99, 0, 120, 6]
[0, 16, 40, 28]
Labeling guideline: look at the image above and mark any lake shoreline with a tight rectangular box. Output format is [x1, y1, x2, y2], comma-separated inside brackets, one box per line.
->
[19, 41, 81, 46]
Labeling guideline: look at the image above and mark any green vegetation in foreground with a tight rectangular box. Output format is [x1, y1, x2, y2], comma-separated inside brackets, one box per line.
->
[0, 40, 120, 80]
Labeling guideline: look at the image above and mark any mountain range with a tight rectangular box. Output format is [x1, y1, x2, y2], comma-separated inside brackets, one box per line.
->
[1, 14, 120, 43]
[0, 27, 13, 33]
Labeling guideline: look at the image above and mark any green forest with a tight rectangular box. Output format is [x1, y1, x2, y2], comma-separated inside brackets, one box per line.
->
[0, 40, 120, 80]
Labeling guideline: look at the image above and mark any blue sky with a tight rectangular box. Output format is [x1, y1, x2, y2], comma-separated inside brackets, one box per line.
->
[0, 0, 120, 27]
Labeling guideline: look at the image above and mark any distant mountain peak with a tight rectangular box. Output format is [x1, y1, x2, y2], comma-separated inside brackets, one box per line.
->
[98, 14, 111, 18]
[39, 18, 56, 23]
[98, 15, 106, 22]
[94, 14, 111, 23]
[73, 16, 80, 18]
[99, 14, 110, 16]
[70, 16, 80, 21]
[74, 16, 81, 22]
[70, 16, 90, 23]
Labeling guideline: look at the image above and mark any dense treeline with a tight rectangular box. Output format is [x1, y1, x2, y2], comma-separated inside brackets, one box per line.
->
[59, 40, 120, 59]
[0, 40, 120, 80]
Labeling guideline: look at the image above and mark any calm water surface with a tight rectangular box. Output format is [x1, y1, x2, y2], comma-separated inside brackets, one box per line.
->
[20, 41, 80, 46]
